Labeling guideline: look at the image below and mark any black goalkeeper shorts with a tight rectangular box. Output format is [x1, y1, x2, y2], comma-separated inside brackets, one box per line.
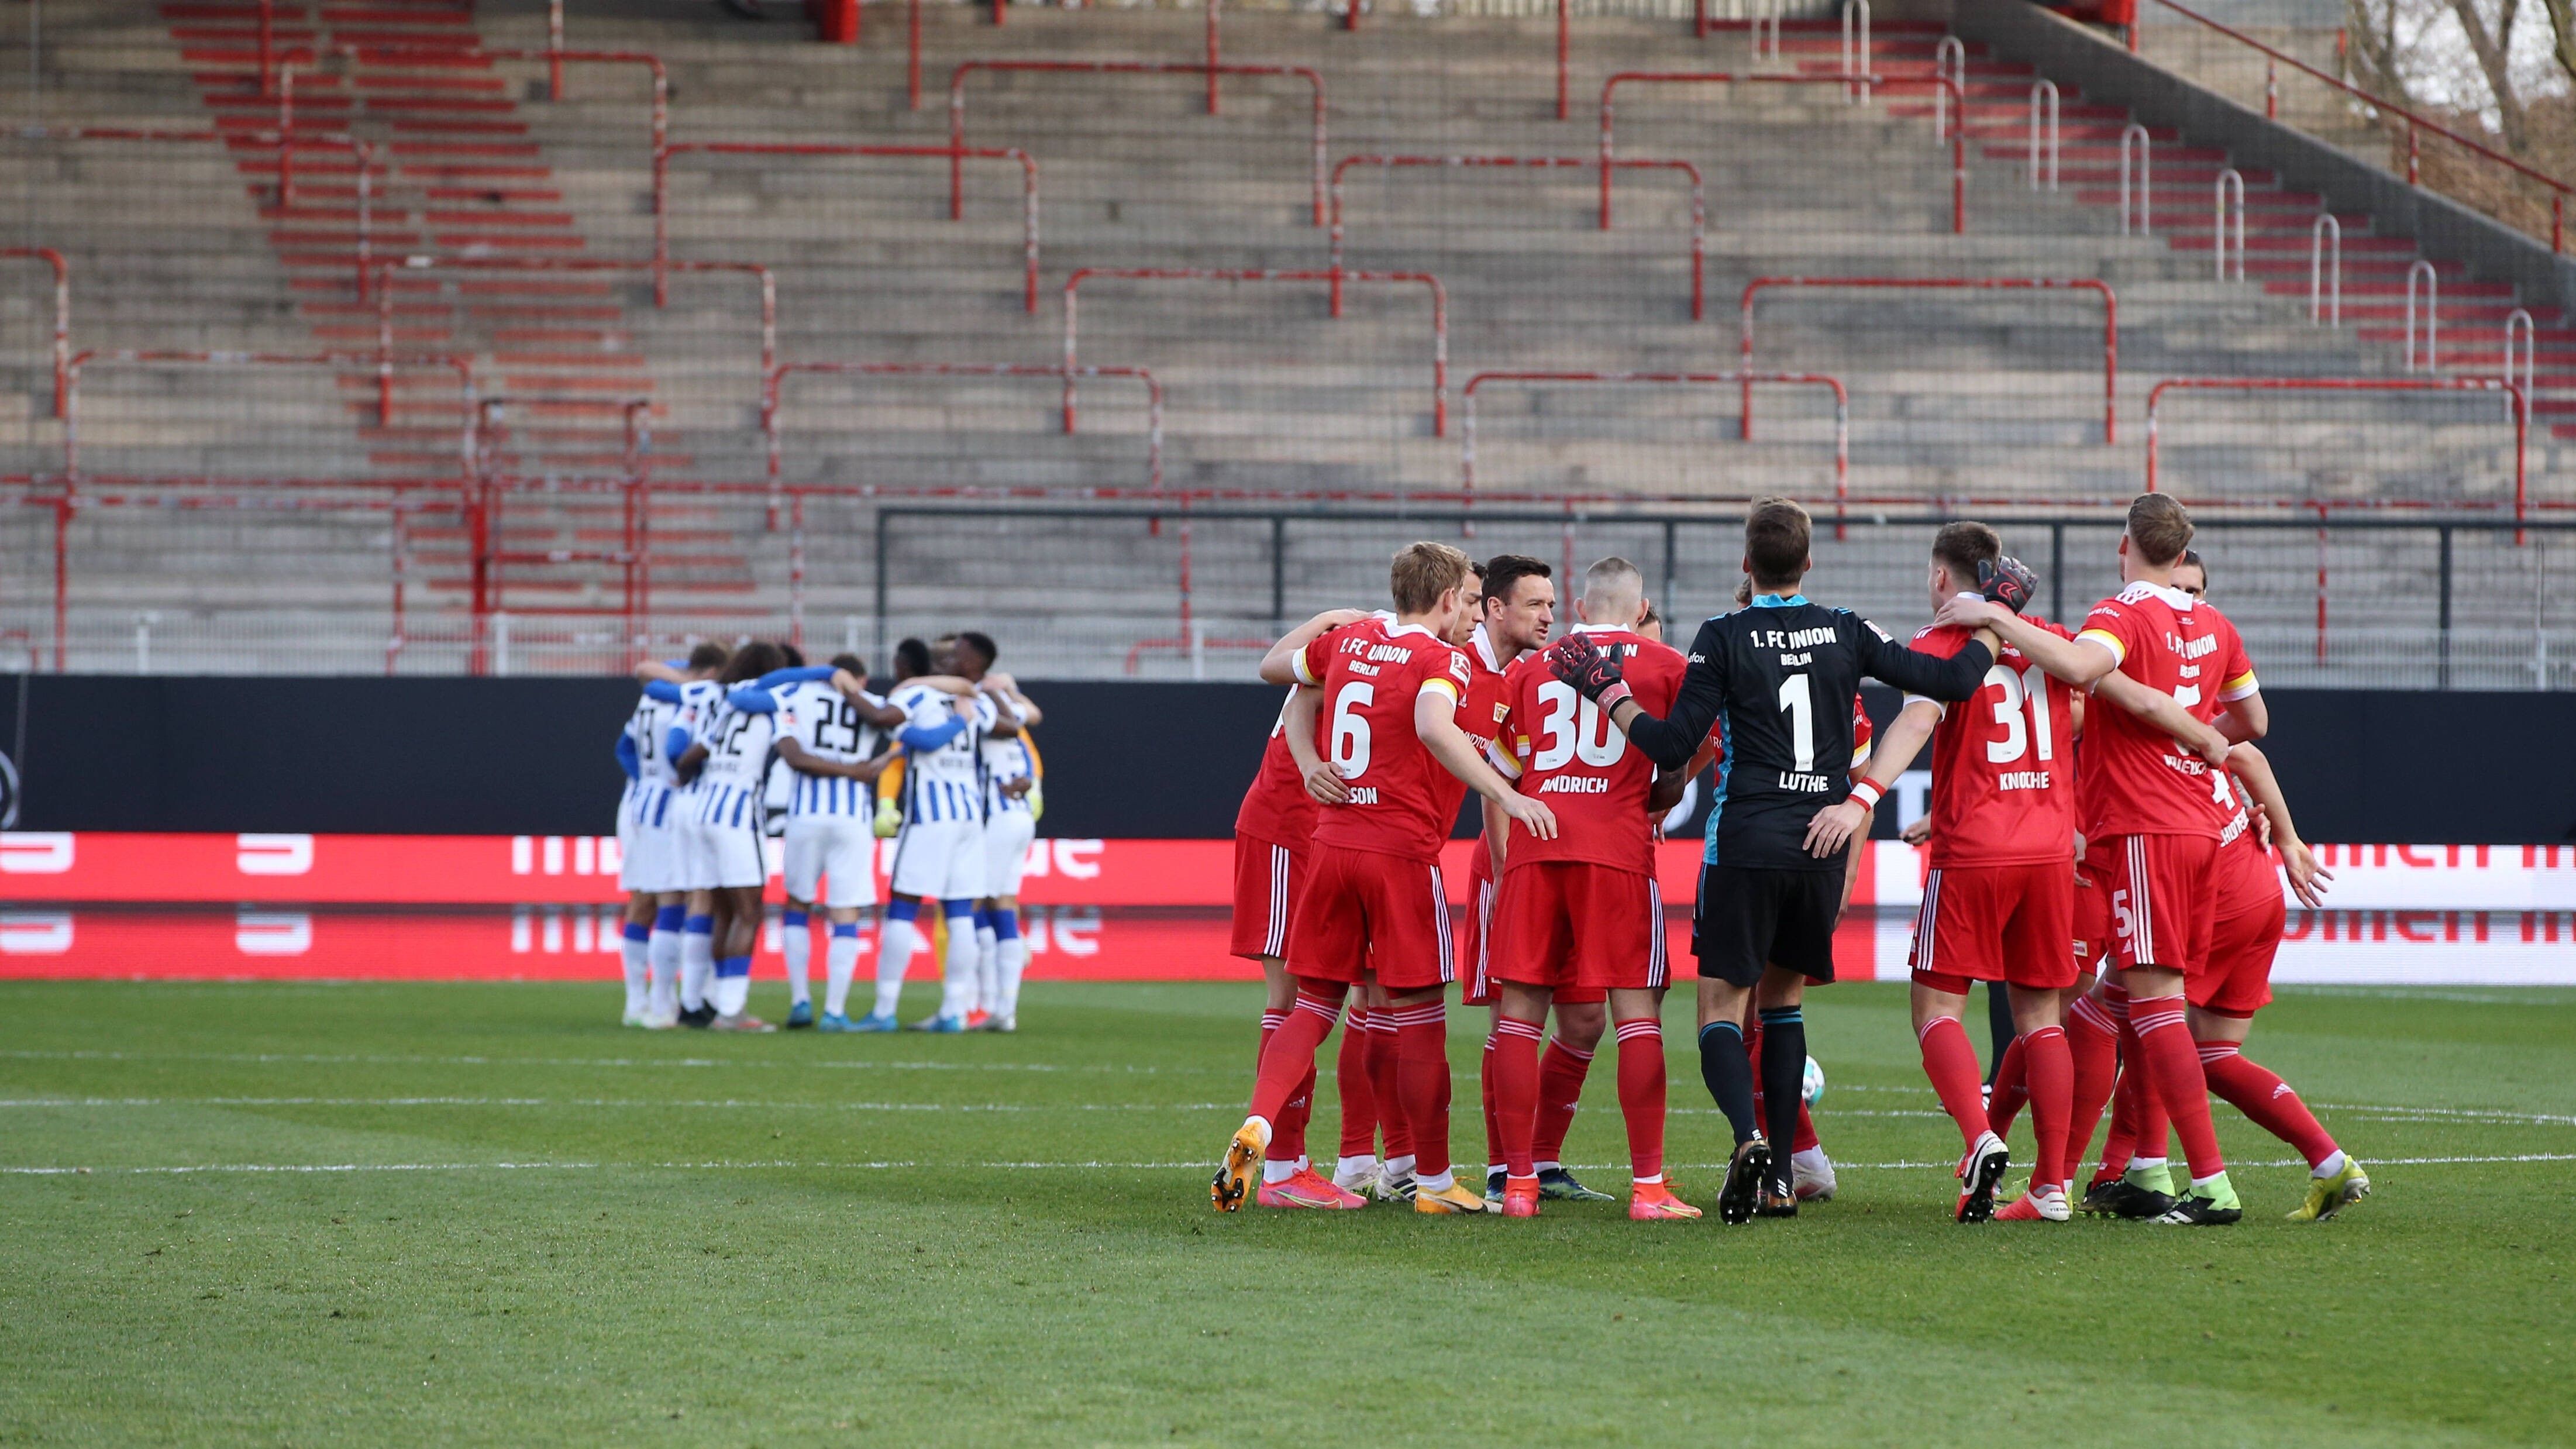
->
[1690, 863, 1843, 988]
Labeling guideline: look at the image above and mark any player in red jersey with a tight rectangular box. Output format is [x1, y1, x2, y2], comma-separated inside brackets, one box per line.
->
[1485, 557, 1700, 1220]
[1451, 555, 1623, 1207]
[1935, 494, 2254, 1225]
[2083, 553, 2368, 1220]
[1229, 608, 1374, 1209]
[1214, 543, 1559, 1216]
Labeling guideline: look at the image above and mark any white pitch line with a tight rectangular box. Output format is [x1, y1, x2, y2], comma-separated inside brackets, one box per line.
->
[8, 1152, 2572, 1177]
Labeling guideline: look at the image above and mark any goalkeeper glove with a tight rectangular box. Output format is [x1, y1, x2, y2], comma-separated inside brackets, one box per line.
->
[1546, 634, 1632, 713]
[1978, 556, 2039, 615]
[872, 799, 902, 839]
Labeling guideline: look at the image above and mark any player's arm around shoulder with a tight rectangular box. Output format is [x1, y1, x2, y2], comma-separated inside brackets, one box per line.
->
[1415, 659, 1555, 840]
[1259, 608, 1369, 686]
[1848, 608, 1994, 701]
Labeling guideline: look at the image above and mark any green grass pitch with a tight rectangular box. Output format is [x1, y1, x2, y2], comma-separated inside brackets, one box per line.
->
[2, 978, 2571, 1446]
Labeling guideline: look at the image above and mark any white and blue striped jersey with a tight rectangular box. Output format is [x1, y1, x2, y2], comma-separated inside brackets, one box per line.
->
[982, 731, 1036, 818]
[665, 680, 725, 799]
[891, 682, 988, 825]
[621, 689, 680, 828]
[691, 696, 779, 831]
[777, 679, 886, 818]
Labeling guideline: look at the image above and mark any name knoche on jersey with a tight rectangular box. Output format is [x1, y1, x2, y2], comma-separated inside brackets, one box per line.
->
[1998, 769, 2054, 791]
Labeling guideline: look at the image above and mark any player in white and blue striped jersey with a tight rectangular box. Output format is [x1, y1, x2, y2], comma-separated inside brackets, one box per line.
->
[942, 631, 1043, 1034]
[626, 642, 731, 1026]
[669, 641, 790, 1031]
[617, 642, 730, 1028]
[765, 653, 914, 1030]
[867, 637, 1006, 1033]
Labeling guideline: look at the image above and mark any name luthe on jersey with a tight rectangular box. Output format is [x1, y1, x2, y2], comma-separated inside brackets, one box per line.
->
[1537, 776, 1610, 794]
[1779, 771, 1834, 793]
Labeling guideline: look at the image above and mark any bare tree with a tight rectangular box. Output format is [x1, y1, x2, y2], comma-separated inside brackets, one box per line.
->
[2446, 0, 2529, 147]
[2544, 0, 2576, 91]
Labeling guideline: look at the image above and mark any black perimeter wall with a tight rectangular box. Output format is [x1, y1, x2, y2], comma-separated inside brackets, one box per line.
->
[0, 677, 2569, 845]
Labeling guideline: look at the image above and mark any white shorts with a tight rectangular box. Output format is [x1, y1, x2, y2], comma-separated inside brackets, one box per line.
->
[784, 813, 879, 910]
[983, 810, 1037, 899]
[617, 787, 686, 894]
[681, 813, 767, 891]
[890, 818, 987, 903]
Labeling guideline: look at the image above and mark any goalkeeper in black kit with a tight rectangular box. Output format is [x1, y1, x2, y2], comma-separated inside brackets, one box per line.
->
[1547, 499, 2015, 1223]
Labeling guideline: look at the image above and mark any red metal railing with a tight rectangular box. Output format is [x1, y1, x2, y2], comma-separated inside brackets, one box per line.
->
[64, 348, 480, 486]
[1460, 369, 1850, 514]
[656, 140, 1041, 313]
[464, 394, 656, 673]
[1740, 276, 2120, 442]
[13, 125, 381, 299]
[371, 256, 776, 422]
[2138, 0, 2572, 252]
[1062, 266, 1449, 435]
[1122, 498, 1273, 675]
[1599, 71, 1966, 233]
[2144, 376, 2531, 535]
[2, 247, 71, 418]
[1329, 154, 1706, 321]
[950, 59, 1328, 226]
[762, 361, 1165, 500]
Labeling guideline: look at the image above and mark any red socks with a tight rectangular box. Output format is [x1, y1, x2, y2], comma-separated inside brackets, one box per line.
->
[1916, 1015, 1992, 1152]
[1366, 1009, 1411, 1161]
[2063, 990, 2122, 1183]
[1489, 1014, 1545, 1178]
[1480, 1028, 1502, 1169]
[1336, 1007, 1377, 1159]
[1249, 990, 1339, 1126]
[1258, 1009, 1283, 1072]
[2128, 994, 2224, 1180]
[2199, 1040, 2339, 1168]
[1613, 1017, 1666, 1180]
[1986, 1032, 2029, 1138]
[2019, 1024, 2072, 1190]
[1385, 1000, 1452, 1178]
[1531, 1038, 1596, 1165]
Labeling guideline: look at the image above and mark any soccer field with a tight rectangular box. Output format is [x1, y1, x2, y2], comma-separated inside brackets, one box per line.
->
[3, 980, 2571, 1446]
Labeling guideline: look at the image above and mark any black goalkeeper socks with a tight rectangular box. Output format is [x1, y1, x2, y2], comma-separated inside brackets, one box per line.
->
[1758, 1005, 1807, 1181]
[1698, 1020, 1759, 1146]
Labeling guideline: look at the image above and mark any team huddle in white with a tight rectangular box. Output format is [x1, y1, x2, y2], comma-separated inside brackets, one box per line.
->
[608, 633, 1045, 1033]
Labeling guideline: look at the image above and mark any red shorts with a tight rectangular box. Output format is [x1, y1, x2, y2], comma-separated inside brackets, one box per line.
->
[2192, 888, 2285, 1018]
[1908, 860, 2079, 991]
[1227, 834, 1307, 962]
[1459, 853, 1604, 1006]
[2093, 832, 2221, 977]
[1287, 845, 1452, 992]
[1488, 862, 1668, 993]
[2072, 868, 2110, 979]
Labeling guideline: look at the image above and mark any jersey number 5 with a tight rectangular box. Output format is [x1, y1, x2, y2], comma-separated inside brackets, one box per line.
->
[1331, 681, 1375, 780]
[1533, 680, 1626, 771]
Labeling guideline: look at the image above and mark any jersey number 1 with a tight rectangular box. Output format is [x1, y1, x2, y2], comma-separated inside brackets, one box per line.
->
[1778, 674, 1816, 774]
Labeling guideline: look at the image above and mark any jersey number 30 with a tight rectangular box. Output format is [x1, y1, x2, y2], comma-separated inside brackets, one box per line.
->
[1534, 680, 1626, 770]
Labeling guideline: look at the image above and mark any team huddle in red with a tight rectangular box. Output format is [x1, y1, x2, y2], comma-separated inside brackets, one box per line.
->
[1213, 495, 2371, 1227]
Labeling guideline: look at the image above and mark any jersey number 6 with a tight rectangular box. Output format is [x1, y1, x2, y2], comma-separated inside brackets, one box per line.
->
[1331, 681, 1375, 780]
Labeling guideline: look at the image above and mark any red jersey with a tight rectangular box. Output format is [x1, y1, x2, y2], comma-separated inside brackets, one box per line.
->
[2073, 581, 2258, 839]
[1493, 627, 1685, 876]
[2212, 775, 2282, 916]
[1906, 620, 2079, 868]
[1430, 625, 1515, 835]
[1293, 616, 1476, 862]
[1232, 688, 1318, 850]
